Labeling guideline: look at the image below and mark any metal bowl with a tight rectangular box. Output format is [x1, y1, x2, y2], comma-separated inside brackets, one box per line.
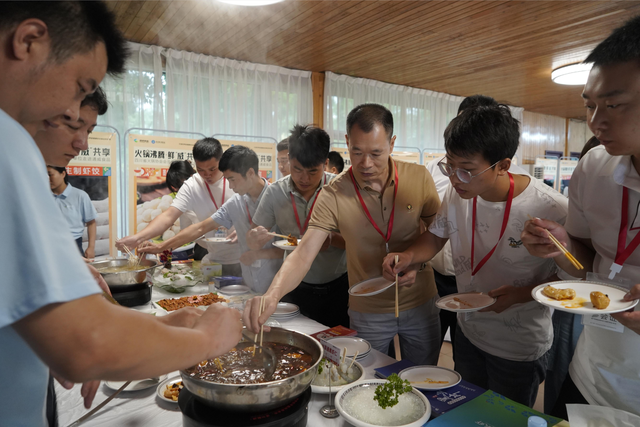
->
[91, 258, 161, 287]
[180, 327, 323, 412]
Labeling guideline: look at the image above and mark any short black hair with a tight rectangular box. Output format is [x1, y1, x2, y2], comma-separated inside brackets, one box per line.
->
[346, 103, 393, 139]
[277, 137, 289, 153]
[288, 124, 330, 168]
[219, 145, 259, 177]
[457, 95, 497, 115]
[81, 86, 108, 115]
[47, 165, 68, 184]
[585, 15, 640, 66]
[580, 136, 601, 159]
[444, 104, 520, 165]
[0, 1, 129, 75]
[193, 138, 223, 162]
[327, 151, 345, 173]
[166, 160, 195, 193]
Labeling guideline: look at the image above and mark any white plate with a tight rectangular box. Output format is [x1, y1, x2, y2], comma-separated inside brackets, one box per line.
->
[104, 375, 167, 392]
[349, 276, 395, 297]
[273, 302, 300, 315]
[172, 242, 195, 252]
[201, 237, 231, 244]
[532, 280, 638, 315]
[399, 365, 461, 390]
[156, 375, 183, 404]
[436, 292, 497, 313]
[273, 239, 300, 251]
[327, 337, 371, 359]
[311, 361, 365, 394]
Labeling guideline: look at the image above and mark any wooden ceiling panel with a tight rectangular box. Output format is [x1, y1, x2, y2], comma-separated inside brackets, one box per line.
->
[109, 0, 640, 119]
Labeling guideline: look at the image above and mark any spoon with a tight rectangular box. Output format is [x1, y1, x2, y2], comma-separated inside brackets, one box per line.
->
[241, 332, 277, 381]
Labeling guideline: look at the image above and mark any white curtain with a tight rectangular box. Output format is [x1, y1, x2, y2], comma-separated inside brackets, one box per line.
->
[568, 119, 594, 157]
[98, 42, 165, 134]
[520, 111, 567, 162]
[164, 49, 313, 141]
[324, 71, 525, 161]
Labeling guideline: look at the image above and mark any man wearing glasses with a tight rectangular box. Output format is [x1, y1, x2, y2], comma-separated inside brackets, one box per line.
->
[383, 103, 568, 407]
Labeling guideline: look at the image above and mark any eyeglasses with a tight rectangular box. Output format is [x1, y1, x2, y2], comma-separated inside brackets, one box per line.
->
[437, 160, 500, 183]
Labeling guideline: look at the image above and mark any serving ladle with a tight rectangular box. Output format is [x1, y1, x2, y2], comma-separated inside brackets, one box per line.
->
[241, 331, 277, 381]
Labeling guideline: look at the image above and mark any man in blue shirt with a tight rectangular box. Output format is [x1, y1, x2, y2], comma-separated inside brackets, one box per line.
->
[0, 3, 242, 426]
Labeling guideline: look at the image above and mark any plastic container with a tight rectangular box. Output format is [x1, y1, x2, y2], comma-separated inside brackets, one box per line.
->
[209, 276, 244, 293]
[200, 262, 222, 282]
[528, 416, 547, 427]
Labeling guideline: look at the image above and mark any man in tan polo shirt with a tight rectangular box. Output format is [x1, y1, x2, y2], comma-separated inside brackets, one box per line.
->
[244, 104, 442, 364]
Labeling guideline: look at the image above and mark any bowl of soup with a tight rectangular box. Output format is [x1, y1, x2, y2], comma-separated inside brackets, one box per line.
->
[180, 327, 323, 412]
[91, 258, 161, 287]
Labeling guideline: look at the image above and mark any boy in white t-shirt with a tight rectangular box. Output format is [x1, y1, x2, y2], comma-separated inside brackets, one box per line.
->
[383, 104, 567, 406]
[522, 15, 640, 419]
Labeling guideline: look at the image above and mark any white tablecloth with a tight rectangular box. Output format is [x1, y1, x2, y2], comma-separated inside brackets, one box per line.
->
[56, 283, 396, 426]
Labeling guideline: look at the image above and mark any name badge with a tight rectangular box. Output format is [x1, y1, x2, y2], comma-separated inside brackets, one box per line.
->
[581, 313, 625, 333]
[251, 260, 261, 268]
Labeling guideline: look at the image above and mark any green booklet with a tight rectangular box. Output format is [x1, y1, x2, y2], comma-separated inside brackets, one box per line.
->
[425, 390, 563, 426]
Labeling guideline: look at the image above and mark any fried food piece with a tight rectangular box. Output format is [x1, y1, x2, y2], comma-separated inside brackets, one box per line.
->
[453, 297, 473, 307]
[286, 234, 298, 246]
[542, 285, 576, 301]
[590, 291, 610, 309]
[163, 381, 183, 401]
[156, 293, 227, 311]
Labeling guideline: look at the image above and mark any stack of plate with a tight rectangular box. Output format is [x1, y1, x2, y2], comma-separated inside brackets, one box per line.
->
[326, 336, 371, 361]
[271, 302, 300, 320]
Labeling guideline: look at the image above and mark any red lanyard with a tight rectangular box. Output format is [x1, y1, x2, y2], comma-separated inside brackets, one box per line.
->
[204, 177, 226, 210]
[245, 201, 252, 224]
[614, 187, 640, 268]
[349, 162, 398, 244]
[471, 173, 514, 277]
[290, 175, 326, 236]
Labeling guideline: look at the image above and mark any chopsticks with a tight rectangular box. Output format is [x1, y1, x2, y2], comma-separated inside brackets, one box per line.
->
[68, 294, 130, 427]
[528, 215, 583, 270]
[253, 296, 265, 356]
[267, 232, 291, 239]
[394, 255, 399, 318]
[121, 245, 140, 268]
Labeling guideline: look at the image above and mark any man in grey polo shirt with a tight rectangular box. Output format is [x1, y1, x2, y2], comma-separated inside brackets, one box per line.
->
[247, 125, 348, 327]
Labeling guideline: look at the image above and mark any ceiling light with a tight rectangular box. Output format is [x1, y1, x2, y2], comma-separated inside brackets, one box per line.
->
[217, 0, 284, 5]
[551, 63, 593, 86]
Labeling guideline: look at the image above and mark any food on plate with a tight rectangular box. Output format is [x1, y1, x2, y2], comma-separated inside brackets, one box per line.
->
[156, 293, 226, 311]
[185, 342, 313, 384]
[542, 285, 576, 301]
[590, 291, 611, 309]
[453, 297, 473, 307]
[285, 234, 298, 246]
[163, 381, 183, 401]
[153, 262, 203, 293]
[420, 378, 449, 385]
[342, 375, 423, 426]
[313, 358, 359, 386]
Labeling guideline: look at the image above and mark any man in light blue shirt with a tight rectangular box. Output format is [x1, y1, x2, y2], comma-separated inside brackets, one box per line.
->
[0, 4, 242, 426]
[140, 145, 283, 294]
[48, 166, 98, 257]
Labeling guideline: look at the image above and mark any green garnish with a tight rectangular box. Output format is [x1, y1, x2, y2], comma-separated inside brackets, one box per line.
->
[374, 374, 412, 409]
[318, 358, 327, 374]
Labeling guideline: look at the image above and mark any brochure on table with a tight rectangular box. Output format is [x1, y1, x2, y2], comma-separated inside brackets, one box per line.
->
[66, 131, 118, 257]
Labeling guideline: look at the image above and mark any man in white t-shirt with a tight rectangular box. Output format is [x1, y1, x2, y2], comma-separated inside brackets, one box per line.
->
[522, 15, 640, 419]
[139, 145, 283, 294]
[384, 104, 567, 407]
[117, 138, 242, 272]
[0, 3, 242, 426]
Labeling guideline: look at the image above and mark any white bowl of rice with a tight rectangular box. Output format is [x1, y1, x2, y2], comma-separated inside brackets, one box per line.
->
[335, 379, 431, 427]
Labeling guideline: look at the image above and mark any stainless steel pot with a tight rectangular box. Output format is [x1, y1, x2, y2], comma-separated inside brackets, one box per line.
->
[180, 327, 323, 412]
[90, 258, 160, 287]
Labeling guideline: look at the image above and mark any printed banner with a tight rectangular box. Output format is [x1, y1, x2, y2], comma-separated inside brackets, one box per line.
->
[390, 150, 421, 164]
[424, 151, 445, 165]
[534, 157, 559, 191]
[66, 131, 118, 257]
[219, 140, 277, 183]
[559, 159, 578, 195]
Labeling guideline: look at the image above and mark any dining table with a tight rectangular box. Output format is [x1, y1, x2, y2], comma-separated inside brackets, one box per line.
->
[55, 282, 398, 427]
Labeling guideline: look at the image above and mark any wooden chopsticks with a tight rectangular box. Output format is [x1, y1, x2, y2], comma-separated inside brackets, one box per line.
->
[253, 296, 265, 356]
[267, 232, 291, 240]
[528, 215, 583, 270]
[394, 255, 399, 318]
